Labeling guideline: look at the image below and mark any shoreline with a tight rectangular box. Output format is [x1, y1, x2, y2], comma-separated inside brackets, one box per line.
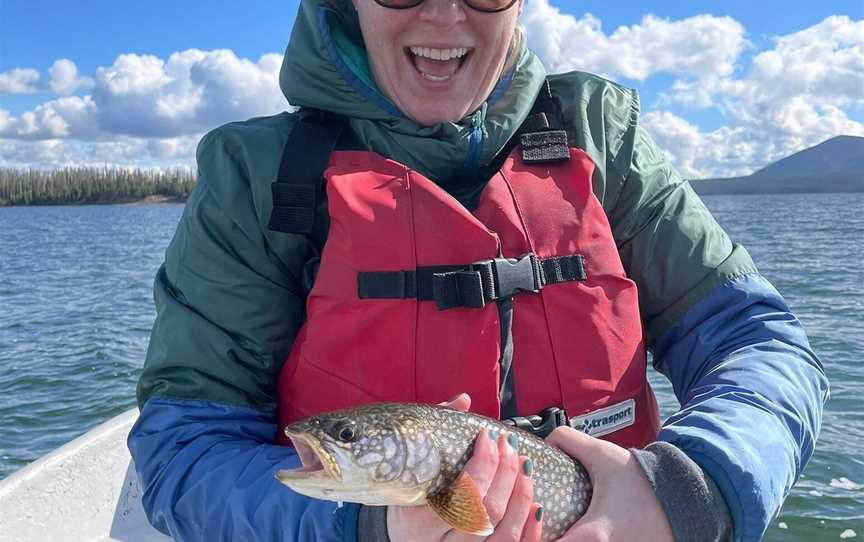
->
[4, 190, 864, 207]
[0, 195, 187, 208]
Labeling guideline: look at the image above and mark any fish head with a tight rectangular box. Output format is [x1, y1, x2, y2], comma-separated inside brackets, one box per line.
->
[275, 404, 442, 506]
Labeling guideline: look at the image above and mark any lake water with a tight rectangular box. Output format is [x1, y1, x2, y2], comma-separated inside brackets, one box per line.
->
[1, 193, 862, 540]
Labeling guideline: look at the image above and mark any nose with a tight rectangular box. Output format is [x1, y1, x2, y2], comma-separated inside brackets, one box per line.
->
[417, 0, 468, 26]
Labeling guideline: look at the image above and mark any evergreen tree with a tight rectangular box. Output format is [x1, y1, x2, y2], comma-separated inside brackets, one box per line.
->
[0, 167, 197, 206]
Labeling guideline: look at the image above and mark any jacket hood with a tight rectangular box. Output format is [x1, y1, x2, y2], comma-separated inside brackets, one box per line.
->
[280, 0, 546, 183]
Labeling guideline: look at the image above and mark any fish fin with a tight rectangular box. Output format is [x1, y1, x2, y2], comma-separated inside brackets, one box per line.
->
[426, 471, 493, 536]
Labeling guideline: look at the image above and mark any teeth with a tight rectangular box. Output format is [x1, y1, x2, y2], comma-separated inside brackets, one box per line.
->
[410, 46, 469, 61]
[422, 73, 450, 82]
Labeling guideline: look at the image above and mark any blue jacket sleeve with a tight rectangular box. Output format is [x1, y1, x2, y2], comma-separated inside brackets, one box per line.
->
[127, 398, 360, 542]
[652, 273, 829, 542]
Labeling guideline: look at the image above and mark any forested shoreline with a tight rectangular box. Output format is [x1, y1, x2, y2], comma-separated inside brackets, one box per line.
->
[0, 167, 196, 207]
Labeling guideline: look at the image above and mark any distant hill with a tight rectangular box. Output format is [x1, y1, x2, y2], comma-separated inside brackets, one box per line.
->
[691, 135, 864, 195]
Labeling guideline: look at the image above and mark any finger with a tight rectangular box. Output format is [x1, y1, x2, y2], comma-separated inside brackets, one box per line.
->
[520, 504, 544, 542]
[486, 456, 535, 542]
[460, 428, 500, 497]
[439, 393, 472, 412]
[442, 429, 501, 542]
[480, 430, 520, 525]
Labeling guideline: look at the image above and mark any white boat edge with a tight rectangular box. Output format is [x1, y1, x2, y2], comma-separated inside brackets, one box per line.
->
[0, 409, 171, 542]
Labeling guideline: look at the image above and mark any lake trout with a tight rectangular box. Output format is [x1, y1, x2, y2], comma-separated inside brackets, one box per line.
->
[275, 403, 592, 541]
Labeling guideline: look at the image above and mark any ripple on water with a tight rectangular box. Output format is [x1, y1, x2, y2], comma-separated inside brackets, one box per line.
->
[0, 204, 183, 480]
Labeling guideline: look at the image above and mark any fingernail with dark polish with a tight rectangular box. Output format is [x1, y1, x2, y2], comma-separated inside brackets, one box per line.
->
[489, 428, 500, 441]
[507, 432, 519, 449]
[535, 507, 543, 521]
[523, 458, 534, 477]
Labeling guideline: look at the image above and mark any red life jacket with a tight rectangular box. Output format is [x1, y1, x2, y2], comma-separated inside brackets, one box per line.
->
[275, 135, 661, 448]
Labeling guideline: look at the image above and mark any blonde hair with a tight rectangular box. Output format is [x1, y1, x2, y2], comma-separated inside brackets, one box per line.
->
[503, 25, 524, 74]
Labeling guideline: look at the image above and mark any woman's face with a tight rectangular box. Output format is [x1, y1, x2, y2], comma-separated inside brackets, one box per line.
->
[352, 0, 522, 126]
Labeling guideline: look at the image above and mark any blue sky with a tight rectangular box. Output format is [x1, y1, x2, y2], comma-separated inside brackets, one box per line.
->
[1, 0, 862, 176]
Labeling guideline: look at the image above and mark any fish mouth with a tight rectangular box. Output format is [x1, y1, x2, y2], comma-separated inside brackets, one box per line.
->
[276, 431, 342, 483]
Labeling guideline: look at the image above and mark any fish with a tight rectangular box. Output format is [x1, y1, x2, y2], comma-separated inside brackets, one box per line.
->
[275, 403, 592, 541]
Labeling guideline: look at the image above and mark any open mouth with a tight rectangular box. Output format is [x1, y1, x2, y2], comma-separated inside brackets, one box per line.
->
[405, 46, 473, 83]
[275, 432, 340, 482]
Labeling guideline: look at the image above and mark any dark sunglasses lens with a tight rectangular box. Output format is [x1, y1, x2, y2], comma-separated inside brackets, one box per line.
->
[464, 0, 518, 12]
[373, 0, 425, 8]
[374, 0, 518, 11]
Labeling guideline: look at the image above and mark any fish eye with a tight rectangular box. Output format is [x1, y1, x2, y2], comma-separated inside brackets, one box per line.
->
[331, 421, 360, 443]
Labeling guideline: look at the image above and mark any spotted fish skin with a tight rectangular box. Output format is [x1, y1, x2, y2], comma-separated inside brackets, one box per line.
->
[420, 405, 592, 540]
[277, 403, 592, 541]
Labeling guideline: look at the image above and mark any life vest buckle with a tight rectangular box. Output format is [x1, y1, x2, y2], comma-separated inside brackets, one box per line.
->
[431, 253, 543, 310]
[503, 407, 568, 439]
[475, 253, 543, 300]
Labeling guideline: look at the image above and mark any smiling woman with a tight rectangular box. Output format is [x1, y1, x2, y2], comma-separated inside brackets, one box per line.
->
[351, 0, 521, 125]
[126, 1, 827, 541]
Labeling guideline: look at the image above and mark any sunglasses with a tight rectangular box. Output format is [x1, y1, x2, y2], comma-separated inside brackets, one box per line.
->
[372, 0, 518, 13]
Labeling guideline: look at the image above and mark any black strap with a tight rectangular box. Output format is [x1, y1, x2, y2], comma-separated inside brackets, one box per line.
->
[518, 80, 570, 164]
[357, 265, 464, 301]
[540, 255, 587, 286]
[358, 253, 586, 310]
[497, 297, 518, 420]
[268, 110, 346, 235]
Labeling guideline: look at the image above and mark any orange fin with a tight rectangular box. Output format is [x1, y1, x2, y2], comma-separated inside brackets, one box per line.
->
[427, 471, 493, 536]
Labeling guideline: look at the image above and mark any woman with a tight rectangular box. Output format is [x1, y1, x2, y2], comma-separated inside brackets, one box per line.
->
[128, 1, 828, 541]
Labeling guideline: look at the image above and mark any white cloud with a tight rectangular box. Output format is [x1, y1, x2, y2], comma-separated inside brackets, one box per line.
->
[1, 49, 287, 143]
[1, 48, 287, 169]
[79, 134, 202, 164]
[520, 0, 746, 81]
[0, 139, 80, 168]
[522, 5, 862, 177]
[0, 135, 202, 169]
[667, 16, 864, 112]
[49, 59, 93, 96]
[0, 61, 92, 97]
[97, 53, 172, 97]
[0, 110, 10, 132]
[92, 49, 286, 138]
[641, 111, 759, 179]
[147, 135, 202, 160]
[0, 68, 41, 94]
[644, 15, 864, 177]
[0, 96, 98, 140]
[642, 106, 864, 179]
[749, 16, 864, 107]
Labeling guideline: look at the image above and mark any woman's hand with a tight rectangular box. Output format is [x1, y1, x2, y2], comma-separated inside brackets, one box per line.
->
[387, 394, 544, 541]
[546, 427, 674, 542]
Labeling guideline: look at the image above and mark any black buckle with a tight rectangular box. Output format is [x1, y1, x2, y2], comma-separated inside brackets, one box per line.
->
[432, 253, 543, 310]
[502, 407, 568, 439]
[486, 253, 543, 299]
